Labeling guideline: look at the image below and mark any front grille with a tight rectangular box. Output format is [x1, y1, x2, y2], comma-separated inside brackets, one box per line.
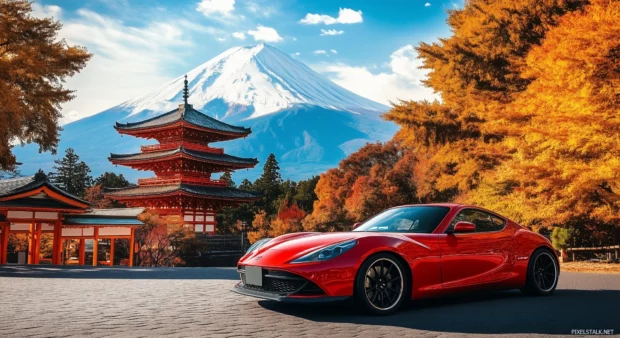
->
[238, 267, 325, 296]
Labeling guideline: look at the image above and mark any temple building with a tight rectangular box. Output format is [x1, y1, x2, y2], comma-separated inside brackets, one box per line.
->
[0, 176, 144, 266]
[105, 76, 261, 234]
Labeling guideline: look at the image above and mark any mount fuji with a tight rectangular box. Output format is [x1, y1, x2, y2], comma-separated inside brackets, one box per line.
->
[13, 44, 398, 181]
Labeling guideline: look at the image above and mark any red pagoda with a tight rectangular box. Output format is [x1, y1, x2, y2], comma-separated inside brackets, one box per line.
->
[105, 76, 260, 234]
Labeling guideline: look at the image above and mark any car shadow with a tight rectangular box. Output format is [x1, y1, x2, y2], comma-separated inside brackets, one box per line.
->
[0, 265, 239, 280]
[258, 289, 620, 335]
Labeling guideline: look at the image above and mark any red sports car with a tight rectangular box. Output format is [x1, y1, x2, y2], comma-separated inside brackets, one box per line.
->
[232, 204, 560, 315]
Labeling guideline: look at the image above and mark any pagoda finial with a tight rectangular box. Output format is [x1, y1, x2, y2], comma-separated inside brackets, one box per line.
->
[183, 74, 189, 105]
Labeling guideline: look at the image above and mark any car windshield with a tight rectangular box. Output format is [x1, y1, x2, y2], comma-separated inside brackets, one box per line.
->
[353, 206, 450, 233]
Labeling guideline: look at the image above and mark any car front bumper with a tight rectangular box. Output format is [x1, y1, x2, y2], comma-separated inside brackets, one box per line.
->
[231, 282, 349, 303]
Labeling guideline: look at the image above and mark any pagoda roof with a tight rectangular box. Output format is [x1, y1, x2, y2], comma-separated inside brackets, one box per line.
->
[109, 146, 258, 167]
[0, 176, 90, 209]
[105, 184, 261, 201]
[115, 104, 251, 135]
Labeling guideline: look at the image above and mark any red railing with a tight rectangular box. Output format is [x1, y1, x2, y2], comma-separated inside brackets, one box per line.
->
[141, 142, 224, 154]
[138, 175, 227, 187]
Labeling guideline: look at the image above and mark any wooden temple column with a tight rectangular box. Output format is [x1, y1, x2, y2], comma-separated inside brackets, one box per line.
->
[27, 222, 34, 264]
[109, 238, 115, 266]
[129, 228, 135, 267]
[0, 224, 8, 265]
[33, 222, 42, 265]
[52, 219, 63, 265]
[79, 239, 85, 265]
[92, 228, 99, 267]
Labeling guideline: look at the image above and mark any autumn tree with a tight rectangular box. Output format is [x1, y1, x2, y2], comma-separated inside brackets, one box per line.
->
[0, 0, 91, 170]
[247, 210, 270, 244]
[307, 0, 617, 243]
[464, 0, 620, 229]
[134, 212, 202, 267]
[48, 148, 93, 197]
[384, 0, 588, 202]
[83, 185, 113, 209]
[303, 142, 416, 232]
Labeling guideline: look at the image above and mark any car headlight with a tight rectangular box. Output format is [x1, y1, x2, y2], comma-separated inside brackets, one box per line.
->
[290, 239, 357, 264]
[246, 238, 272, 254]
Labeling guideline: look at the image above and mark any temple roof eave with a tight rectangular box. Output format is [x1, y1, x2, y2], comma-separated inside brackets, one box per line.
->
[104, 184, 262, 202]
[108, 147, 259, 168]
[114, 105, 251, 136]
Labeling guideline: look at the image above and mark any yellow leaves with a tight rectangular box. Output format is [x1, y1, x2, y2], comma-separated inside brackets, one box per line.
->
[307, 0, 618, 232]
[0, 0, 92, 170]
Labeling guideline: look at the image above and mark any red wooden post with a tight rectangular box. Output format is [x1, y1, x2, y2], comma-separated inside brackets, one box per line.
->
[33, 222, 42, 264]
[109, 238, 115, 266]
[27, 223, 34, 264]
[129, 228, 135, 267]
[93, 228, 99, 267]
[0, 225, 7, 264]
[79, 238, 85, 265]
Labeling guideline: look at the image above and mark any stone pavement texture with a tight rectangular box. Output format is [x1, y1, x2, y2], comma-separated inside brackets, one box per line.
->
[0, 266, 618, 338]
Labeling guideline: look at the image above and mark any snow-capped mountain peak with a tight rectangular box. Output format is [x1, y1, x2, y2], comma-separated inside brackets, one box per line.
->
[121, 44, 387, 120]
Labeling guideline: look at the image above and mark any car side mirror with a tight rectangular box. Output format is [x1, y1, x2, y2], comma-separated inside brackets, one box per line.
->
[450, 221, 476, 234]
[352, 222, 362, 230]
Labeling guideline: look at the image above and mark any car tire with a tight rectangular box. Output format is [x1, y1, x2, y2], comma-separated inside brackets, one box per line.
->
[521, 248, 559, 296]
[354, 253, 409, 315]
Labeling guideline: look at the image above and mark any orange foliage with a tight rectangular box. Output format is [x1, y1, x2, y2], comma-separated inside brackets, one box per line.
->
[83, 185, 113, 209]
[308, 0, 618, 233]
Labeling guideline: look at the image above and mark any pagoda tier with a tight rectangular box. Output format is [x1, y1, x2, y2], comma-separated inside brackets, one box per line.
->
[109, 146, 258, 174]
[105, 75, 261, 234]
[105, 183, 261, 233]
[115, 103, 251, 144]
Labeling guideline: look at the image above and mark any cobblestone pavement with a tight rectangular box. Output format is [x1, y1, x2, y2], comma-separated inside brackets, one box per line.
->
[0, 266, 618, 338]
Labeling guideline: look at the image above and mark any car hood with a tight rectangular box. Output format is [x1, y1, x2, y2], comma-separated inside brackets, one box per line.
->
[239, 231, 427, 267]
[263, 232, 357, 252]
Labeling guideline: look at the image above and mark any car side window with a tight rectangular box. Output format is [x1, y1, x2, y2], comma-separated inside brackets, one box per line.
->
[446, 209, 505, 233]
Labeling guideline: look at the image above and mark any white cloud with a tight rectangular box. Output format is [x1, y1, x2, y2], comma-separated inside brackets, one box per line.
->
[425, 2, 431, 7]
[246, 1, 277, 18]
[320, 29, 344, 36]
[292, 52, 301, 56]
[299, 8, 363, 25]
[330, 49, 337, 54]
[30, 3, 63, 19]
[247, 25, 283, 42]
[58, 110, 82, 125]
[317, 45, 439, 105]
[196, 0, 235, 17]
[232, 31, 246, 40]
[217, 37, 226, 41]
[178, 19, 224, 35]
[46, 8, 197, 124]
[313, 50, 327, 55]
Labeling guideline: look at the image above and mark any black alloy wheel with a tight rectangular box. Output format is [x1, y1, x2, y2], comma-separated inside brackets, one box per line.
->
[522, 248, 559, 296]
[355, 253, 408, 315]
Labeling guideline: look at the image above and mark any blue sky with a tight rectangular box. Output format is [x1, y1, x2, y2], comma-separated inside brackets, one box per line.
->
[31, 0, 460, 123]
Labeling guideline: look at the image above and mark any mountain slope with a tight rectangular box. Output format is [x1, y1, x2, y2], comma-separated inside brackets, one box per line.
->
[13, 44, 398, 181]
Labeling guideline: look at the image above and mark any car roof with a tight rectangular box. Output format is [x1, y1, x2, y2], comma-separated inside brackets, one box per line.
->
[398, 203, 466, 208]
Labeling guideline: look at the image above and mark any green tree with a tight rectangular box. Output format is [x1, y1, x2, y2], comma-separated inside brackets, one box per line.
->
[551, 227, 572, 251]
[253, 153, 283, 215]
[0, 0, 91, 170]
[220, 171, 236, 188]
[239, 178, 253, 190]
[33, 168, 48, 181]
[48, 148, 92, 197]
[94, 172, 130, 188]
[293, 176, 319, 213]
